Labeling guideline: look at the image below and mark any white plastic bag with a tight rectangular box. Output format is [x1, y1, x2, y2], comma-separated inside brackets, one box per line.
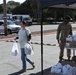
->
[63, 65, 68, 75]
[51, 63, 63, 74]
[72, 67, 76, 75]
[11, 41, 19, 56]
[24, 43, 34, 55]
[63, 64, 73, 75]
[66, 35, 73, 41]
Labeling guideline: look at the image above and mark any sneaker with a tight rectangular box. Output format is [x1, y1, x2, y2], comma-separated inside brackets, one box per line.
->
[58, 59, 62, 62]
[68, 57, 70, 61]
[32, 62, 35, 69]
[18, 69, 26, 73]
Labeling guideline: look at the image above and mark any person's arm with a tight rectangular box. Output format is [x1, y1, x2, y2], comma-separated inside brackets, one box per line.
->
[26, 28, 31, 41]
[27, 34, 31, 41]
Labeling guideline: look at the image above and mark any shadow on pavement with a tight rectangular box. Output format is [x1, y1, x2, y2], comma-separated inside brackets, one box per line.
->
[9, 67, 51, 75]
[9, 71, 20, 75]
[9, 61, 76, 75]
[29, 67, 51, 75]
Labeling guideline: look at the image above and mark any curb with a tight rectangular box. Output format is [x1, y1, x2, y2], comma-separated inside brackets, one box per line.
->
[0, 27, 76, 39]
[0, 29, 57, 40]
[6, 40, 57, 46]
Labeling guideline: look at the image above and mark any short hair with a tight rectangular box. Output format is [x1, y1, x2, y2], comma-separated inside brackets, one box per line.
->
[65, 15, 71, 20]
[22, 21, 27, 25]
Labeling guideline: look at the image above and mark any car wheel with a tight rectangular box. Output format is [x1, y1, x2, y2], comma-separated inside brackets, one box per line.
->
[7, 29, 12, 34]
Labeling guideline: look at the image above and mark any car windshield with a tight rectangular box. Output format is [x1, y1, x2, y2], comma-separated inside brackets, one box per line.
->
[7, 21, 15, 25]
[23, 17, 30, 20]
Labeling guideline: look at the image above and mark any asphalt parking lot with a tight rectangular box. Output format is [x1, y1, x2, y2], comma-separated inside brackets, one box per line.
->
[0, 23, 76, 75]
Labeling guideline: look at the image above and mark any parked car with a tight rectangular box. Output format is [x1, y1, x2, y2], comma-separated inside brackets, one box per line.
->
[13, 20, 21, 25]
[0, 20, 21, 34]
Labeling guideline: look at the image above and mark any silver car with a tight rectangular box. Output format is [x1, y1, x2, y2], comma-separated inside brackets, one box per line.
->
[0, 20, 21, 34]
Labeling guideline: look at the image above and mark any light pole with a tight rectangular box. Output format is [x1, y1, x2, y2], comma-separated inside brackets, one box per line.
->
[3, 0, 7, 36]
[37, 0, 40, 24]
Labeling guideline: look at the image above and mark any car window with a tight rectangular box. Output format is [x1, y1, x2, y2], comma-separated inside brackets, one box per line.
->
[23, 18, 29, 20]
[7, 21, 15, 25]
[0, 22, 3, 25]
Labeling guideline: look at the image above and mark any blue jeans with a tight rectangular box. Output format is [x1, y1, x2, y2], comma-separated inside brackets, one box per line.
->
[21, 48, 33, 69]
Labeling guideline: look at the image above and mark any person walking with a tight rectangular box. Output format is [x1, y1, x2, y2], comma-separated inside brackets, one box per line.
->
[56, 15, 73, 62]
[15, 21, 35, 73]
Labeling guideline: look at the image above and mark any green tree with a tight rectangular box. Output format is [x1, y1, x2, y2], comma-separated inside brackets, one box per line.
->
[7, 1, 20, 13]
[12, 0, 38, 16]
[0, 5, 3, 13]
[7, 1, 20, 6]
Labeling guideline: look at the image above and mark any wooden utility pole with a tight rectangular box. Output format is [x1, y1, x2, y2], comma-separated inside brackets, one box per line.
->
[3, 0, 7, 36]
[37, 0, 40, 24]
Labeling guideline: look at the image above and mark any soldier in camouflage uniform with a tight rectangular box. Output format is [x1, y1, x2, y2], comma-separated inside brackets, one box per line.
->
[56, 15, 73, 62]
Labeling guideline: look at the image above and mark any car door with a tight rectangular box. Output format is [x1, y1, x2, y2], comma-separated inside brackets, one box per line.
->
[0, 22, 4, 33]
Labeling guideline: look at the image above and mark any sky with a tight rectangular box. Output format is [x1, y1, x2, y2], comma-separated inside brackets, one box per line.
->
[0, 0, 26, 4]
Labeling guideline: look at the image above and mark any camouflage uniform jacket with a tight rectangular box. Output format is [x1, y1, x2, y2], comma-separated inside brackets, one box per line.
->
[56, 22, 72, 41]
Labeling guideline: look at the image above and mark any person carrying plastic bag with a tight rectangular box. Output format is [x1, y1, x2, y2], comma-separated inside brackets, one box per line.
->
[14, 21, 35, 73]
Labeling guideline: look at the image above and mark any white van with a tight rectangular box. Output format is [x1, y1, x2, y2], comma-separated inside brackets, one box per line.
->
[0, 14, 12, 20]
[12, 15, 32, 25]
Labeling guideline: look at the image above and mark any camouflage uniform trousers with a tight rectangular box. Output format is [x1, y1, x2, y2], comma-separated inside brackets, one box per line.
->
[59, 41, 71, 60]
